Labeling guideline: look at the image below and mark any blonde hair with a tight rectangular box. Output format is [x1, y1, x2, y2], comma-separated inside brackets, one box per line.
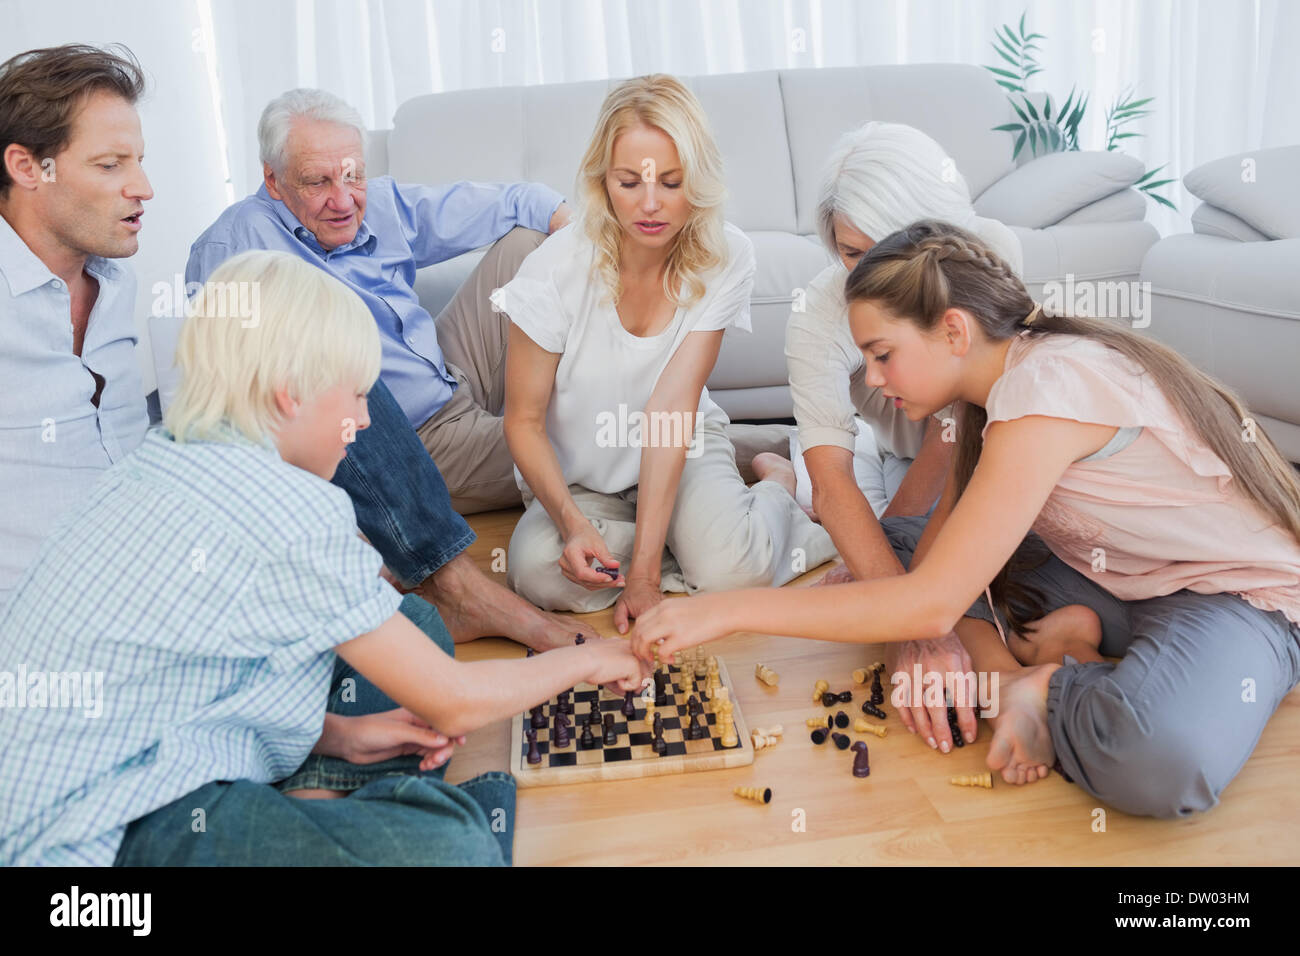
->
[575, 74, 727, 306]
[165, 250, 381, 444]
[846, 219, 1300, 636]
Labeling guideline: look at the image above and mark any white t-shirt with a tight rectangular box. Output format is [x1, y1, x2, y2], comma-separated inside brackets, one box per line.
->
[492, 221, 755, 495]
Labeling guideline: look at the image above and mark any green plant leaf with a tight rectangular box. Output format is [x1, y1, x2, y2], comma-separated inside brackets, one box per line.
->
[1147, 192, 1178, 210]
[1044, 94, 1053, 122]
[987, 61, 1021, 78]
[1022, 95, 1040, 120]
[992, 123, 1025, 132]
[1013, 129, 1028, 160]
[1025, 66, 1045, 77]
[996, 80, 1025, 93]
[1029, 125, 1039, 154]
[1010, 98, 1031, 123]
[1142, 179, 1176, 190]
[1001, 25, 1022, 53]
[1112, 131, 1142, 141]
[1133, 163, 1167, 185]
[1019, 11, 1028, 40]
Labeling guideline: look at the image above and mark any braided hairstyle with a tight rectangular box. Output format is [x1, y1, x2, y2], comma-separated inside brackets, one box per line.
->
[844, 218, 1300, 640]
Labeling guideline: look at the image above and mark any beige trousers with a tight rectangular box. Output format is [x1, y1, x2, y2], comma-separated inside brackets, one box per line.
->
[505, 417, 838, 612]
[417, 226, 794, 515]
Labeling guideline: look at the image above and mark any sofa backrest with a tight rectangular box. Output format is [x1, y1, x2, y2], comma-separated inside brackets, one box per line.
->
[371, 62, 1016, 237]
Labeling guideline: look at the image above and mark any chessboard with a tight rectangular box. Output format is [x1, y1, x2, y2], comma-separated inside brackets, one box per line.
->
[509, 656, 754, 787]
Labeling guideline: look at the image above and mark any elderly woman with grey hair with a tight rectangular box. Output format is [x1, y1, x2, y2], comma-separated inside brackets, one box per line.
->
[751, 121, 1023, 751]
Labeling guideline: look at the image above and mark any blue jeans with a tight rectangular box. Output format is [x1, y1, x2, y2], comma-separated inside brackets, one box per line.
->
[113, 595, 517, 866]
[332, 377, 476, 588]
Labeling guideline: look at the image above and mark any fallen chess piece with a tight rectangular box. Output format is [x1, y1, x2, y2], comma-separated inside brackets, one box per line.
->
[806, 716, 833, 729]
[810, 726, 830, 745]
[751, 725, 784, 751]
[754, 662, 779, 687]
[861, 700, 887, 720]
[834, 710, 849, 728]
[831, 732, 851, 750]
[812, 678, 829, 702]
[949, 772, 993, 789]
[852, 667, 870, 684]
[853, 717, 887, 738]
[733, 786, 772, 805]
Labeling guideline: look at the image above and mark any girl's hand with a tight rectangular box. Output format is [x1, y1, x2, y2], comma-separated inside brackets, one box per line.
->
[628, 594, 735, 664]
[581, 636, 653, 692]
[339, 708, 464, 771]
[885, 632, 978, 753]
[558, 522, 625, 590]
[613, 576, 663, 635]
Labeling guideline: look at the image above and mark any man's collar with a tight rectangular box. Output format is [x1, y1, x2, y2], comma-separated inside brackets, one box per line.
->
[255, 182, 376, 256]
[0, 211, 126, 297]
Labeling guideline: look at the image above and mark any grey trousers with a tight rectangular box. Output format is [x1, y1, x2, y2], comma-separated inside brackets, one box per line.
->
[881, 515, 1300, 819]
[508, 418, 838, 612]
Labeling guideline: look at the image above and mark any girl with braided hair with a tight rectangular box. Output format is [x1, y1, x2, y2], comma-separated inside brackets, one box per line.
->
[630, 219, 1300, 816]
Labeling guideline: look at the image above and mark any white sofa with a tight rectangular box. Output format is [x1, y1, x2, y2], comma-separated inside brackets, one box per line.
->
[1139, 145, 1300, 462]
[368, 62, 1158, 421]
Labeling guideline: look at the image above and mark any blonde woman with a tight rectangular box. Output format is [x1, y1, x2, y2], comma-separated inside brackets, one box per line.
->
[0, 251, 646, 866]
[763, 122, 1025, 747]
[497, 75, 835, 631]
[631, 220, 1300, 817]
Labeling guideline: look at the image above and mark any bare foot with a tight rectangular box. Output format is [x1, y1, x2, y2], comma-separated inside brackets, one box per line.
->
[419, 553, 596, 651]
[1007, 603, 1103, 666]
[814, 563, 855, 586]
[752, 452, 818, 519]
[986, 663, 1059, 785]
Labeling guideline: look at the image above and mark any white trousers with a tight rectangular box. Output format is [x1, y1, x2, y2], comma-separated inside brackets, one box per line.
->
[789, 418, 911, 518]
[507, 419, 838, 612]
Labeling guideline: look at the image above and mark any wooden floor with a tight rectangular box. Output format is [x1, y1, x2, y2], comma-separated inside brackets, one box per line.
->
[447, 508, 1300, 866]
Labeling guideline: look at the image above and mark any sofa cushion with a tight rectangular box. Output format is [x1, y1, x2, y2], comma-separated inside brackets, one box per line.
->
[1055, 188, 1147, 225]
[974, 151, 1145, 228]
[1190, 202, 1271, 242]
[1183, 145, 1300, 240]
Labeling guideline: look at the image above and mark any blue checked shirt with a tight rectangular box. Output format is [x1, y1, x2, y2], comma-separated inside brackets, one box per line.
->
[185, 176, 564, 428]
[0, 428, 403, 866]
[0, 213, 149, 606]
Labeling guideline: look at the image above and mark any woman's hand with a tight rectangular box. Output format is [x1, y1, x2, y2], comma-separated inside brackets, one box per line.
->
[581, 635, 654, 692]
[335, 708, 463, 771]
[885, 632, 978, 753]
[628, 593, 736, 664]
[558, 521, 626, 590]
[613, 576, 663, 635]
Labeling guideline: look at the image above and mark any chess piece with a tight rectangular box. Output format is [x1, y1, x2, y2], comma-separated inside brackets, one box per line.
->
[751, 725, 783, 751]
[693, 649, 707, 678]
[643, 699, 656, 728]
[834, 711, 850, 729]
[687, 712, 704, 740]
[947, 706, 965, 748]
[861, 701, 886, 719]
[622, 690, 637, 718]
[580, 722, 595, 748]
[950, 772, 993, 789]
[652, 713, 664, 738]
[851, 740, 870, 777]
[836, 690, 853, 703]
[687, 695, 701, 717]
[733, 786, 772, 804]
[851, 668, 869, 684]
[853, 717, 887, 738]
[574, 634, 585, 644]
[821, 691, 838, 707]
[813, 679, 829, 702]
[593, 565, 619, 579]
[871, 672, 885, 705]
[720, 716, 738, 749]
[652, 728, 668, 756]
[552, 716, 570, 749]
[526, 647, 536, 657]
[556, 691, 571, 716]
[806, 716, 833, 729]
[754, 663, 779, 687]
[603, 713, 617, 746]
[525, 728, 541, 764]
[590, 697, 602, 728]
[653, 669, 668, 706]
[530, 705, 547, 730]
[810, 726, 830, 745]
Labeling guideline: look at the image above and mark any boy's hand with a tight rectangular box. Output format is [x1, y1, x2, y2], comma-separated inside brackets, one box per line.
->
[338, 708, 464, 771]
[582, 636, 653, 692]
[628, 594, 733, 664]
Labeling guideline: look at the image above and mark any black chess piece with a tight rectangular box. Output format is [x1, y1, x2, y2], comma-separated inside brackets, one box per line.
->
[622, 690, 637, 718]
[851, 740, 870, 777]
[687, 712, 704, 740]
[552, 716, 570, 748]
[526, 728, 541, 764]
[870, 672, 884, 705]
[530, 705, 547, 730]
[834, 710, 849, 729]
[580, 722, 595, 748]
[603, 713, 617, 746]
[810, 726, 829, 745]
[652, 729, 668, 756]
[687, 694, 700, 716]
[862, 700, 886, 719]
[652, 713, 664, 737]
[526, 647, 536, 658]
[836, 690, 853, 703]
[832, 732, 851, 750]
[654, 669, 668, 706]
[590, 697, 602, 728]
[574, 634, 585, 645]
[821, 691, 838, 707]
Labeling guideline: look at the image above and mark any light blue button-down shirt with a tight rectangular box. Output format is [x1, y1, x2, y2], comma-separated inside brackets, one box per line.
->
[185, 176, 564, 427]
[0, 427, 403, 866]
[0, 213, 149, 605]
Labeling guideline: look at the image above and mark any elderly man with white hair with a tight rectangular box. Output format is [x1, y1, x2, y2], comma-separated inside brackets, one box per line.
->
[187, 88, 589, 651]
[751, 121, 1024, 752]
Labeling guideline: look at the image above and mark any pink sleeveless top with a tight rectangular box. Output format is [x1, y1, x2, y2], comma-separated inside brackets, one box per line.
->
[980, 330, 1300, 628]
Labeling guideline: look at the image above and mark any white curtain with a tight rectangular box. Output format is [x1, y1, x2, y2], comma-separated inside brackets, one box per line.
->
[1, 0, 1295, 389]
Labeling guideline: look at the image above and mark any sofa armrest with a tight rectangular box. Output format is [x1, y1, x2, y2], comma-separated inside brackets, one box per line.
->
[1055, 188, 1147, 225]
[974, 150, 1146, 228]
